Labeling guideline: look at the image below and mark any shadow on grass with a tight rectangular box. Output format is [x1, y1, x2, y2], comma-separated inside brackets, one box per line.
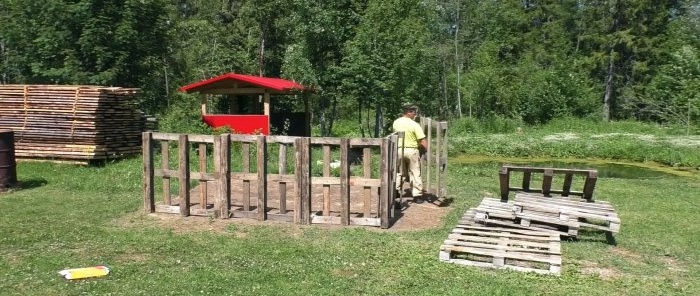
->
[569, 229, 618, 246]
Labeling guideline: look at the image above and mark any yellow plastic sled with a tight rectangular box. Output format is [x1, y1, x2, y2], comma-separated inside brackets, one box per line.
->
[59, 265, 110, 280]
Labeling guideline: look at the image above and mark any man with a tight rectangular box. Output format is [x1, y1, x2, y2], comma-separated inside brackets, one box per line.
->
[393, 104, 428, 202]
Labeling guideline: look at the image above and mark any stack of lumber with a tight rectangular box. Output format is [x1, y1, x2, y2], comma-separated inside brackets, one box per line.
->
[0, 85, 145, 162]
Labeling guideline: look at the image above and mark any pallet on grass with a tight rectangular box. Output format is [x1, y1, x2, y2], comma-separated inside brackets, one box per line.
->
[440, 224, 562, 275]
[470, 197, 575, 236]
[514, 192, 620, 233]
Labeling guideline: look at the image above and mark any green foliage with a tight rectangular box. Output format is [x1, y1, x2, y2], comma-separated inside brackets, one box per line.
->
[158, 93, 210, 134]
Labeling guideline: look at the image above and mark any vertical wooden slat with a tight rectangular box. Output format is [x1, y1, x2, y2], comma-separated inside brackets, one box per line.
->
[339, 138, 350, 225]
[562, 173, 573, 197]
[215, 134, 231, 218]
[583, 171, 598, 201]
[160, 140, 170, 205]
[199, 143, 207, 209]
[278, 143, 287, 214]
[440, 122, 448, 198]
[295, 138, 311, 224]
[242, 142, 250, 211]
[323, 145, 331, 216]
[435, 121, 442, 199]
[142, 132, 154, 213]
[522, 171, 532, 191]
[542, 169, 554, 197]
[257, 136, 267, 221]
[178, 134, 190, 216]
[363, 147, 371, 217]
[379, 138, 390, 228]
[425, 117, 432, 195]
[499, 166, 510, 202]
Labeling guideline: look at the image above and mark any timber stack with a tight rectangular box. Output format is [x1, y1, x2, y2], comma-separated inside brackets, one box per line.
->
[0, 85, 145, 163]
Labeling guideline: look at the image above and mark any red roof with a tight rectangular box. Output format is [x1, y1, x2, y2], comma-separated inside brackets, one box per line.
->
[179, 73, 305, 94]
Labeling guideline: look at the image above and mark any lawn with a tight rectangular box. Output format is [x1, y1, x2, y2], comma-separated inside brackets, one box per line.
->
[1, 155, 698, 295]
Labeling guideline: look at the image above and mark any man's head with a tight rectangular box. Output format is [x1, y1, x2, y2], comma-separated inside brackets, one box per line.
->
[402, 104, 419, 118]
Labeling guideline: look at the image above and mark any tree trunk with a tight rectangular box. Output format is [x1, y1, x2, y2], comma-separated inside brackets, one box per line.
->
[454, 4, 463, 118]
[374, 102, 382, 138]
[603, 49, 615, 121]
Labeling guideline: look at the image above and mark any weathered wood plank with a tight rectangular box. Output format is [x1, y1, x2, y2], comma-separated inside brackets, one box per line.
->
[178, 134, 190, 217]
[142, 132, 154, 213]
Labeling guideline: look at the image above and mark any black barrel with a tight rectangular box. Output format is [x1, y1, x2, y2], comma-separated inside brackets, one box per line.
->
[0, 129, 17, 189]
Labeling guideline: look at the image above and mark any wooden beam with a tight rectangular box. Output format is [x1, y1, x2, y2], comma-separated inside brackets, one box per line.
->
[178, 134, 190, 217]
[200, 96, 207, 115]
[264, 91, 271, 116]
[142, 132, 154, 213]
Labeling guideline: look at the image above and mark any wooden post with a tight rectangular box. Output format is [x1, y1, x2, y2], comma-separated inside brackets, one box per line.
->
[295, 138, 311, 224]
[142, 132, 154, 213]
[435, 121, 442, 199]
[323, 145, 331, 216]
[215, 134, 231, 218]
[380, 138, 390, 228]
[425, 118, 432, 195]
[440, 122, 448, 198]
[583, 171, 598, 201]
[178, 134, 190, 216]
[256, 135, 267, 221]
[199, 143, 207, 209]
[340, 138, 350, 225]
[522, 171, 532, 192]
[242, 142, 250, 211]
[264, 91, 271, 134]
[499, 166, 510, 202]
[562, 173, 573, 197]
[200, 96, 207, 116]
[161, 141, 171, 205]
[542, 169, 553, 197]
[278, 143, 287, 214]
[363, 147, 371, 217]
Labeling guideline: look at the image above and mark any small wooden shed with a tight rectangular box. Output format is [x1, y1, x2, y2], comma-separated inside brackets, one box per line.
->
[179, 73, 309, 136]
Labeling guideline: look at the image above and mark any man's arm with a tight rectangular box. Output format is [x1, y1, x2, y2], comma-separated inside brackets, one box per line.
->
[418, 138, 428, 151]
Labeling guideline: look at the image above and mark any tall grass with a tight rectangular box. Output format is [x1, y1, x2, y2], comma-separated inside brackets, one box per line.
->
[449, 117, 700, 167]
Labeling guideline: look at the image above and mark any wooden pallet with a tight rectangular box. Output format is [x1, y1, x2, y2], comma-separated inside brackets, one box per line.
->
[470, 198, 575, 236]
[514, 193, 620, 233]
[440, 223, 562, 275]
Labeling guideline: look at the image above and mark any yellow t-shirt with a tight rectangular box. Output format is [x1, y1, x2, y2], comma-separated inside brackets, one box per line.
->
[392, 117, 426, 148]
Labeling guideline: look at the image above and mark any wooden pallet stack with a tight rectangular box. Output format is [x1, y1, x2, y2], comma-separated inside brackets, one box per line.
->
[441, 194, 620, 275]
[0, 85, 144, 162]
[442, 208, 562, 275]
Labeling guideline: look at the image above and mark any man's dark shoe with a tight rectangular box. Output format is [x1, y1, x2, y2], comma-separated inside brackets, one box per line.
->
[413, 196, 424, 204]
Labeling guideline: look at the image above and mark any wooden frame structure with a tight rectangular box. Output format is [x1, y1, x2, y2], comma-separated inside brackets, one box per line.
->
[143, 132, 402, 228]
[499, 165, 598, 202]
[418, 117, 449, 198]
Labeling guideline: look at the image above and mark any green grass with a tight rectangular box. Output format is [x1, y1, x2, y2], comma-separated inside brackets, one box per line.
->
[1, 155, 698, 295]
[449, 118, 700, 167]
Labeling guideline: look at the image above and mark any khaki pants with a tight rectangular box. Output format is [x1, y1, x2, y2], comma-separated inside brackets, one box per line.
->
[396, 147, 423, 196]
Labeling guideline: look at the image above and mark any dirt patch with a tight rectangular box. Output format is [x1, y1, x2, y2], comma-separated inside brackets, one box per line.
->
[579, 260, 622, 280]
[658, 255, 686, 273]
[115, 197, 451, 235]
[610, 247, 644, 265]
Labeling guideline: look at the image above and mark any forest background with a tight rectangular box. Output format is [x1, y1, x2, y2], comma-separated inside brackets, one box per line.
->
[1, 0, 699, 137]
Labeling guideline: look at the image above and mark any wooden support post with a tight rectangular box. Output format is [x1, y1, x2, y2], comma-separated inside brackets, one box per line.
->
[542, 169, 553, 197]
[200, 96, 207, 116]
[380, 138, 390, 228]
[435, 121, 442, 199]
[499, 166, 510, 202]
[256, 136, 267, 221]
[323, 145, 331, 216]
[142, 132, 154, 213]
[295, 138, 311, 224]
[363, 147, 371, 217]
[562, 173, 573, 197]
[199, 143, 207, 209]
[425, 118, 432, 195]
[340, 138, 350, 226]
[178, 134, 190, 216]
[522, 171, 532, 191]
[242, 142, 250, 211]
[583, 171, 598, 202]
[440, 122, 448, 198]
[278, 143, 287, 214]
[161, 141, 171, 205]
[215, 134, 231, 219]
